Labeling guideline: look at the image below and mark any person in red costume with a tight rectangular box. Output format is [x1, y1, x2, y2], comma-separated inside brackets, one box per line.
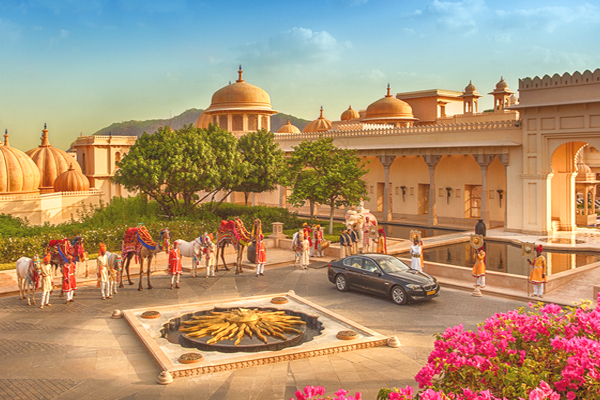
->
[169, 241, 183, 289]
[62, 255, 76, 304]
[255, 234, 266, 277]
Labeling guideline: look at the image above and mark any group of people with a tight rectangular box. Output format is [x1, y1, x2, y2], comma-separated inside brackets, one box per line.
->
[338, 224, 387, 258]
[38, 253, 78, 309]
[471, 243, 547, 297]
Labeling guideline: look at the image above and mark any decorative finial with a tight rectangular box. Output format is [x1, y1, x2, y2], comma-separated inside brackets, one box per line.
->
[319, 106, 324, 118]
[386, 83, 391, 97]
[3, 129, 8, 147]
[237, 65, 244, 82]
[41, 123, 50, 147]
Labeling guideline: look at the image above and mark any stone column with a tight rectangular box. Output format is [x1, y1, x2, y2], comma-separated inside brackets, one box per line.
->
[422, 155, 441, 226]
[498, 153, 509, 228]
[475, 154, 495, 227]
[377, 155, 396, 222]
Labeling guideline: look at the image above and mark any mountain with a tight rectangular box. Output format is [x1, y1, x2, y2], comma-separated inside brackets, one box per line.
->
[92, 109, 310, 137]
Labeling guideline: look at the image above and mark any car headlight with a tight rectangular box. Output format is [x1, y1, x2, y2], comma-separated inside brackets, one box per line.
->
[407, 284, 422, 290]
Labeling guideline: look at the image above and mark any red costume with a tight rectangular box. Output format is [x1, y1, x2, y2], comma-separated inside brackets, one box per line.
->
[168, 248, 183, 275]
[256, 240, 267, 264]
[303, 225, 313, 247]
[62, 262, 75, 293]
[313, 228, 323, 251]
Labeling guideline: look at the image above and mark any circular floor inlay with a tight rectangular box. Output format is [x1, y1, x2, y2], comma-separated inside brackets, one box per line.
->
[336, 330, 358, 340]
[141, 311, 161, 319]
[178, 352, 204, 364]
[270, 296, 289, 304]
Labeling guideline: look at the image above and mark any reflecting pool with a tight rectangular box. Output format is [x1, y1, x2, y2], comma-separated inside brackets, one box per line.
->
[420, 241, 600, 277]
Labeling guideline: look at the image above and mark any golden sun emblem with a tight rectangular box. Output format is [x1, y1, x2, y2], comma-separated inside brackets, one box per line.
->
[179, 308, 306, 346]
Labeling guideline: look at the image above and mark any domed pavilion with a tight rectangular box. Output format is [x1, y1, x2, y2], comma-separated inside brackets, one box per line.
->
[0, 130, 41, 194]
[26, 124, 82, 194]
[302, 107, 332, 133]
[277, 120, 301, 134]
[54, 164, 90, 193]
[195, 66, 277, 136]
[340, 105, 360, 121]
[362, 85, 417, 127]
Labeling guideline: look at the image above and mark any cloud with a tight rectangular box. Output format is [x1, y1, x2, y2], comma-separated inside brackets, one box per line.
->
[414, 0, 486, 36]
[0, 18, 21, 43]
[237, 27, 351, 67]
[49, 28, 69, 47]
[525, 46, 597, 70]
[495, 3, 600, 34]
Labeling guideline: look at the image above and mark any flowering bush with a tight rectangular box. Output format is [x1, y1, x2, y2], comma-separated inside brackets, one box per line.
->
[376, 298, 600, 399]
[291, 385, 361, 400]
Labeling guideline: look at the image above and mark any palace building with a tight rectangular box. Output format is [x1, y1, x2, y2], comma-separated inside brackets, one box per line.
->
[2, 67, 600, 236]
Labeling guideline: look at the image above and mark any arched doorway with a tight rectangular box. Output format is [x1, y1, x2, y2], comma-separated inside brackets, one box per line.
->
[550, 141, 591, 230]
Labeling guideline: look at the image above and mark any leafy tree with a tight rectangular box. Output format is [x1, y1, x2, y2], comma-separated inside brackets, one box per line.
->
[285, 137, 369, 234]
[112, 124, 249, 217]
[235, 129, 285, 205]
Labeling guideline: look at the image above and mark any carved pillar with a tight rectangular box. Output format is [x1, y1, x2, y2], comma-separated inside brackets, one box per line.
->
[475, 154, 495, 227]
[498, 153, 509, 227]
[422, 155, 441, 226]
[378, 155, 396, 222]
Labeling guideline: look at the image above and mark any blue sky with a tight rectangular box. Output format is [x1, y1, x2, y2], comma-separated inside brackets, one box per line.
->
[1, 0, 599, 151]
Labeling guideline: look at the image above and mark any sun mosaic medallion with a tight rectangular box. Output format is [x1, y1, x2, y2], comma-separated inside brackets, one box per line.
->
[178, 308, 307, 349]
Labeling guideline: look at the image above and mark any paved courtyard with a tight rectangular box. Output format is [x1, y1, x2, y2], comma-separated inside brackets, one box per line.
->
[0, 262, 530, 400]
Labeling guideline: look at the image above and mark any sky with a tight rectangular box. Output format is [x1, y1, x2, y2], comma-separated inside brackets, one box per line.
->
[1, 0, 599, 151]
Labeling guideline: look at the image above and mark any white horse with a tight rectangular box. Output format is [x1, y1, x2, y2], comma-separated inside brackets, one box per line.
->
[174, 237, 204, 277]
[16, 256, 41, 306]
[106, 251, 122, 296]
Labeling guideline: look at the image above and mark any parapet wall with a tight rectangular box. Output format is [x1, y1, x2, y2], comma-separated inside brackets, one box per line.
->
[519, 69, 600, 91]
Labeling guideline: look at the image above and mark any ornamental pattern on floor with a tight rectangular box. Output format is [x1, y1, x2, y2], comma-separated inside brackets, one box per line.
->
[0, 378, 83, 400]
[0, 338, 69, 358]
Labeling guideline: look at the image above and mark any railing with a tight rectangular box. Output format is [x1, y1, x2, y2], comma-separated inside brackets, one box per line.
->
[275, 120, 521, 141]
[0, 189, 103, 201]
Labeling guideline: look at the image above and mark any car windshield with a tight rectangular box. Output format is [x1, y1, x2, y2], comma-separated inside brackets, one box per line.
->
[377, 257, 410, 273]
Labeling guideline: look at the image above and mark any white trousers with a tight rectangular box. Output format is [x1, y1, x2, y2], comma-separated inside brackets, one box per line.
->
[41, 290, 51, 306]
[171, 274, 180, 285]
[206, 261, 215, 277]
[256, 264, 264, 275]
[100, 281, 109, 298]
[65, 290, 74, 301]
[533, 283, 544, 296]
[476, 276, 485, 287]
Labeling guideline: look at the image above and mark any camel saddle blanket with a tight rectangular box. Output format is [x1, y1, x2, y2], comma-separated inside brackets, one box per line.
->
[122, 227, 141, 262]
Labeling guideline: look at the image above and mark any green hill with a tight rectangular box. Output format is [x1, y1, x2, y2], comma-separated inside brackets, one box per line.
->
[93, 109, 309, 137]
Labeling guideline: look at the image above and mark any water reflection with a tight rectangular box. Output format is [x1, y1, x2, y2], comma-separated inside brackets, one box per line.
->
[421, 241, 600, 277]
[381, 224, 463, 239]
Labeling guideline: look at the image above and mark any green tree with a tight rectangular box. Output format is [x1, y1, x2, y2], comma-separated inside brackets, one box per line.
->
[235, 129, 285, 205]
[112, 124, 249, 217]
[285, 137, 369, 234]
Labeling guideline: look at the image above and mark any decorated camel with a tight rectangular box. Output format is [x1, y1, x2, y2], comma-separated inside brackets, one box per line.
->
[215, 218, 262, 274]
[15, 256, 41, 306]
[121, 226, 170, 290]
[45, 239, 73, 276]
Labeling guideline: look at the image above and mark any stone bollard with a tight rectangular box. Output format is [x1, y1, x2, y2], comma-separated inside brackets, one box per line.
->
[269, 222, 287, 248]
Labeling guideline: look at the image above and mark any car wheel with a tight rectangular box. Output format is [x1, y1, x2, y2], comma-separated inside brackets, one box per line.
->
[391, 285, 408, 305]
[335, 274, 348, 292]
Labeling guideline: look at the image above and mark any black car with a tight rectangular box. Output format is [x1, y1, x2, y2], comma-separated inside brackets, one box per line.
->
[327, 253, 440, 305]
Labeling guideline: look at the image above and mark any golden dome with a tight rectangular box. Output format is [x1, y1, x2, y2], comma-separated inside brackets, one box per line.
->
[277, 120, 301, 134]
[208, 67, 272, 112]
[302, 107, 332, 133]
[54, 164, 90, 192]
[195, 111, 212, 129]
[341, 105, 360, 121]
[464, 81, 477, 94]
[364, 85, 415, 122]
[495, 77, 509, 91]
[0, 130, 41, 194]
[26, 124, 82, 193]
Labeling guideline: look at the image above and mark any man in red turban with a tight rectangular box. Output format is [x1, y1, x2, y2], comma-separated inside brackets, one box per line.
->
[63, 254, 76, 304]
[528, 245, 547, 297]
[169, 241, 183, 289]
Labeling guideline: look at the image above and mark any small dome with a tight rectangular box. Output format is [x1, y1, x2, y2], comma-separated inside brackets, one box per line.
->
[364, 85, 415, 122]
[54, 164, 90, 192]
[464, 80, 477, 94]
[277, 120, 301, 134]
[302, 107, 332, 133]
[195, 111, 212, 129]
[0, 130, 41, 194]
[340, 105, 360, 121]
[209, 67, 272, 112]
[26, 124, 82, 193]
[495, 77, 509, 91]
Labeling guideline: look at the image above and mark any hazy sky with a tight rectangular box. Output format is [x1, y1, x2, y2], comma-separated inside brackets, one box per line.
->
[1, 0, 599, 151]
